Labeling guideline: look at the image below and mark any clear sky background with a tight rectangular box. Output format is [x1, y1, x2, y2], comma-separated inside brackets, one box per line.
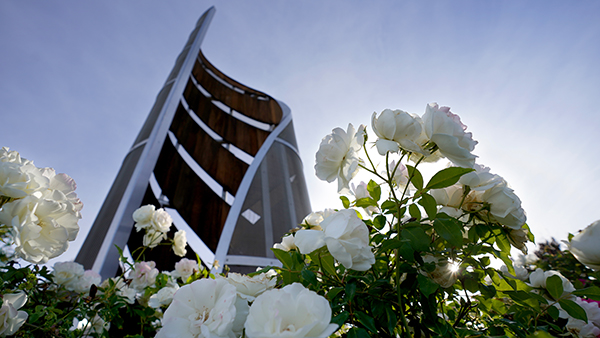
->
[1, 1, 599, 263]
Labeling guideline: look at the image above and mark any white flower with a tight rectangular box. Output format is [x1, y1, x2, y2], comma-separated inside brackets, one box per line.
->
[351, 182, 378, 215]
[72, 270, 101, 294]
[223, 271, 277, 302]
[371, 109, 425, 155]
[385, 160, 410, 189]
[173, 230, 187, 257]
[70, 315, 109, 336]
[565, 298, 600, 337]
[482, 181, 526, 229]
[500, 264, 529, 281]
[273, 234, 297, 252]
[149, 285, 179, 309]
[39, 168, 83, 218]
[53, 261, 85, 289]
[158, 278, 237, 338]
[295, 209, 375, 271]
[244, 283, 338, 338]
[129, 261, 159, 290]
[152, 208, 172, 233]
[458, 163, 503, 191]
[508, 228, 529, 254]
[301, 209, 335, 230]
[100, 277, 136, 304]
[0, 291, 28, 337]
[0, 161, 48, 199]
[143, 229, 166, 248]
[528, 268, 575, 298]
[422, 103, 478, 168]
[314, 124, 365, 193]
[172, 258, 199, 282]
[421, 255, 459, 288]
[133, 204, 155, 231]
[0, 194, 79, 263]
[0, 147, 27, 164]
[569, 220, 600, 270]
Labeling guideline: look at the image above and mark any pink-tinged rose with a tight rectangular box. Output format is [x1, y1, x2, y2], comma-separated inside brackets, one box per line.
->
[422, 103, 478, 168]
[172, 258, 199, 281]
[129, 261, 159, 290]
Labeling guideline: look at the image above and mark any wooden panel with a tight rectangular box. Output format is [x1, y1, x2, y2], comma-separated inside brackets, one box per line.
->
[182, 82, 270, 156]
[154, 140, 230, 251]
[191, 58, 282, 125]
[170, 105, 249, 194]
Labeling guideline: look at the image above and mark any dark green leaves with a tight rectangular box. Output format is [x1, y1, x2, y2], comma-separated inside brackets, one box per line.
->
[401, 226, 431, 252]
[425, 167, 474, 190]
[433, 214, 463, 247]
[545, 275, 563, 300]
[406, 165, 424, 190]
[558, 299, 588, 322]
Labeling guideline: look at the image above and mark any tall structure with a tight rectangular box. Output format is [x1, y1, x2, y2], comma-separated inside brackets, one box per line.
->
[76, 7, 311, 278]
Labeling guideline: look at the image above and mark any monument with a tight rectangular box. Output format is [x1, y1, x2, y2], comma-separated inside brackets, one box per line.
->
[76, 7, 311, 278]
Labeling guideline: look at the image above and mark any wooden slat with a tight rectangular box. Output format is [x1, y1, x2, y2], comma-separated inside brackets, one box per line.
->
[191, 59, 282, 125]
[170, 105, 249, 194]
[154, 140, 230, 251]
[182, 81, 270, 156]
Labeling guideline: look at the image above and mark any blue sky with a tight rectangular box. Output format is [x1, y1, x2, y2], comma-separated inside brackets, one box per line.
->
[1, 1, 599, 262]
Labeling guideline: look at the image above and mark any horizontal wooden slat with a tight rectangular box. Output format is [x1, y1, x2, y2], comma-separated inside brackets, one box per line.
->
[191, 58, 282, 125]
[170, 105, 249, 194]
[182, 81, 270, 156]
[154, 140, 230, 251]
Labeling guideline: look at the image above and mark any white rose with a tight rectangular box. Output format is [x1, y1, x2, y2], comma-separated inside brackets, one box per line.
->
[508, 228, 529, 254]
[528, 268, 575, 298]
[273, 234, 297, 252]
[482, 181, 526, 229]
[129, 261, 159, 290]
[569, 220, 600, 270]
[53, 261, 85, 290]
[172, 258, 199, 281]
[151, 208, 172, 233]
[422, 103, 478, 168]
[371, 109, 425, 155]
[314, 124, 365, 193]
[301, 209, 335, 230]
[565, 298, 600, 337]
[0, 195, 79, 263]
[133, 204, 155, 223]
[70, 314, 109, 336]
[173, 229, 187, 257]
[0, 147, 27, 164]
[458, 163, 503, 191]
[0, 291, 28, 337]
[295, 209, 375, 271]
[72, 270, 101, 294]
[385, 160, 410, 189]
[224, 271, 276, 301]
[148, 285, 179, 309]
[351, 182, 378, 215]
[499, 264, 529, 281]
[0, 161, 48, 199]
[244, 283, 338, 338]
[158, 278, 237, 338]
[143, 229, 166, 248]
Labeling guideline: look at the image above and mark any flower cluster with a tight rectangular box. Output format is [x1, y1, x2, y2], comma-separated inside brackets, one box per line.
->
[133, 204, 188, 257]
[0, 147, 82, 264]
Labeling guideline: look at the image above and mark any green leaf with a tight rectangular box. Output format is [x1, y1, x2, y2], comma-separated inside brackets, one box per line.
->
[355, 197, 377, 208]
[526, 331, 556, 338]
[321, 253, 337, 276]
[301, 269, 318, 286]
[546, 275, 564, 300]
[408, 203, 421, 221]
[340, 196, 350, 209]
[559, 298, 588, 322]
[573, 286, 600, 301]
[381, 200, 398, 215]
[495, 231, 511, 254]
[406, 165, 424, 191]
[347, 327, 371, 338]
[331, 311, 349, 326]
[373, 215, 386, 230]
[345, 282, 357, 302]
[425, 167, 474, 190]
[355, 311, 378, 333]
[272, 248, 294, 269]
[417, 274, 439, 297]
[367, 179, 381, 201]
[433, 215, 463, 247]
[418, 193, 437, 220]
[401, 226, 431, 252]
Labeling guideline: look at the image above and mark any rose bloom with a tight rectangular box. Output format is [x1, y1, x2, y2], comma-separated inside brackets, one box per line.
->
[129, 261, 159, 290]
[72, 270, 101, 294]
[0, 194, 79, 263]
[53, 261, 85, 290]
[458, 163, 503, 191]
[224, 271, 276, 302]
[482, 181, 526, 229]
[371, 109, 425, 155]
[385, 160, 410, 189]
[0, 161, 48, 199]
[421, 103, 478, 168]
[528, 268, 575, 298]
[351, 182, 379, 216]
[0, 291, 28, 337]
[295, 209, 375, 271]
[244, 283, 338, 338]
[569, 220, 600, 270]
[173, 229, 187, 257]
[151, 208, 172, 233]
[565, 297, 600, 337]
[273, 234, 297, 252]
[172, 258, 199, 282]
[149, 285, 179, 309]
[314, 124, 365, 193]
[157, 278, 237, 338]
[301, 209, 335, 230]
[0, 147, 28, 164]
[133, 204, 155, 231]
[143, 229, 166, 248]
